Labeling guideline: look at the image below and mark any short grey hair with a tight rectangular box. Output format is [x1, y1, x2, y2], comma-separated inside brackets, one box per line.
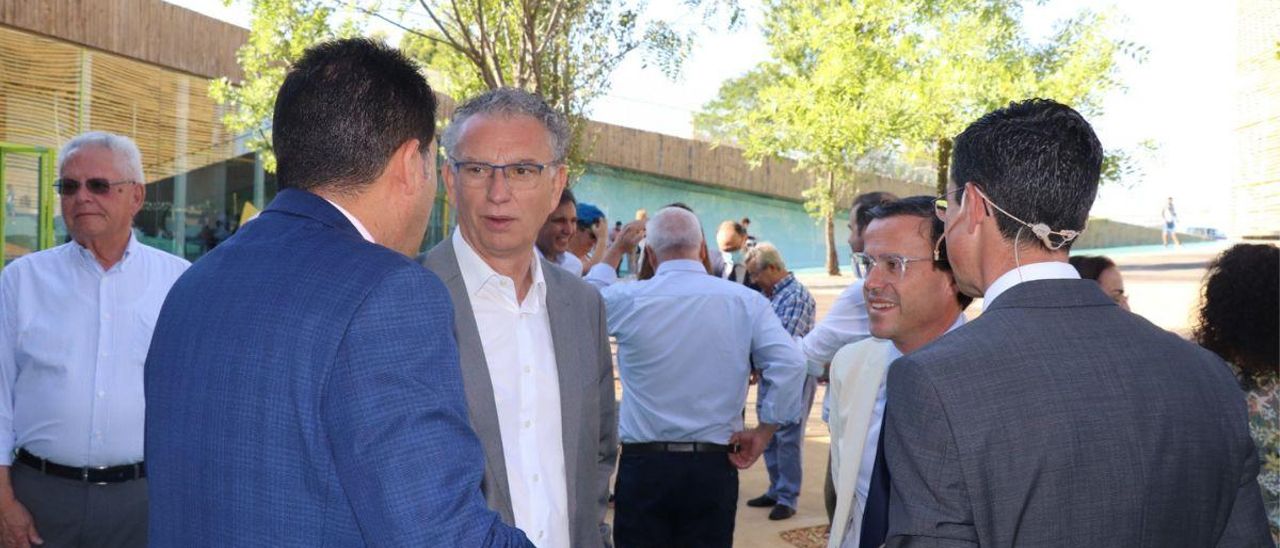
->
[646, 207, 704, 259]
[58, 131, 145, 183]
[745, 242, 786, 272]
[441, 88, 570, 162]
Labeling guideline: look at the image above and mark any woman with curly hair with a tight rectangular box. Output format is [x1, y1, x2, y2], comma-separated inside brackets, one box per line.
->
[1193, 243, 1280, 541]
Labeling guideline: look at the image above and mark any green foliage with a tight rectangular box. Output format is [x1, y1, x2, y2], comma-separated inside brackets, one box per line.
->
[209, 0, 366, 172]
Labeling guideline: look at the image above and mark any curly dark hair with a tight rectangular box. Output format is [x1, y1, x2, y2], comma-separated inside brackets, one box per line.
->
[1193, 244, 1279, 387]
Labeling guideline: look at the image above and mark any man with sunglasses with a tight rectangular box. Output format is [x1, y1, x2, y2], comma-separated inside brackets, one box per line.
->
[421, 88, 617, 547]
[0, 131, 189, 547]
[825, 196, 970, 548]
[884, 99, 1270, 546]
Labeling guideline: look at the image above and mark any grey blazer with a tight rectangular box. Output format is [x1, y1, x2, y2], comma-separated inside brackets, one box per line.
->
[421, 239, 619, 548]
[883, 279, 1271, 547]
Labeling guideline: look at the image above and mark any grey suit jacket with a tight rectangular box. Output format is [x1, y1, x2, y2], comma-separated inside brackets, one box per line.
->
[883, 279, 1271, 547]
[421, 239, 619, 548]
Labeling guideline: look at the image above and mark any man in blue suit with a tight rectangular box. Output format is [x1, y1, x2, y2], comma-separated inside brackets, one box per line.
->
[144, 39, 530, 546]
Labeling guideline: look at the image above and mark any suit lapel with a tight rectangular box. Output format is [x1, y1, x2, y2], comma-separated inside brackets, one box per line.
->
[422, 239, 515, 523]
[543, 264, 582, 529]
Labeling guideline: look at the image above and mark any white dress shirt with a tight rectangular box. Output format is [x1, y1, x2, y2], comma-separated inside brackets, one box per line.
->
[599, 259, 806, 444]
[0, 235, 189, 467]
[452, 230, 569, 548]
[323, 198, 375, 243]
[982, 261, 1081, 311]
[535, 247, 583, 276]
[797, 279, 872, 422]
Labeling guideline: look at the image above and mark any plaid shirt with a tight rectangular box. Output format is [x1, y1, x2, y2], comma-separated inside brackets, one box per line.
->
[769, 273, 816, 339]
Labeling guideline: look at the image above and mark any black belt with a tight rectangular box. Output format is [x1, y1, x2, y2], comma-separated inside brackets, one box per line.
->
[622, 442, 733, 454]
[15, 448, 145, 484]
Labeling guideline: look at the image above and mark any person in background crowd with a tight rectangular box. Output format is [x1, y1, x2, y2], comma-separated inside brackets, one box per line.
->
[795, 190, 896, 523]
[1193, 243, 1280, 543]
[716, 220, 754, 287]
[597, 206, 805, 548]
[1068, 254, 1130, 311]
[1161, 196, 1181, 247]
[420, 87, 617, 547]
[888, 98, 1269, 546]
[741, 216, 758, 248]
[146, 39, 529, 546]
[826, 196, 972, 548]
[535, 188, 585, 275]
[609, 220, 623, 245]
[0, 131, 189, 548]
[742, 243, 817, 521]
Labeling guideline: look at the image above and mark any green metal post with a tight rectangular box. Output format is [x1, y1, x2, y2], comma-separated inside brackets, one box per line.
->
[0, 150, 6, 267]
[38, 151, 55, 250]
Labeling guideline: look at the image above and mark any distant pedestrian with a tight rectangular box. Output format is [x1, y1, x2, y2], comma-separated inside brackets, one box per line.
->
[1161, 196, 1181, 247]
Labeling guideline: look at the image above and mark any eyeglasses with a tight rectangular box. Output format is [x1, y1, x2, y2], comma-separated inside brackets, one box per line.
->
[934, 187, 964, 221]
[852, 252, 935, 281]
[55, 178, 136, 196]
[449, 158, 555, 190]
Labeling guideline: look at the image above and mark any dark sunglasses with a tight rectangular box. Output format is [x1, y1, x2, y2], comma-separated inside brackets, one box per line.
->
[55, 178, 135, 196]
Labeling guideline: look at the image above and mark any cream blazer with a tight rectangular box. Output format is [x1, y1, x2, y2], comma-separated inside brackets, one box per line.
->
[827, 338, 896, 548]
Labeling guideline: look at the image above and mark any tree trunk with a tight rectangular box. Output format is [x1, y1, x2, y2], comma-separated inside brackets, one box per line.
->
[825, 171, 841, 276]
[935, 136, 952, 196]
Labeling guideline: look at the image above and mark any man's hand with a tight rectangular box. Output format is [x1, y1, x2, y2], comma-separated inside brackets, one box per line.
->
[598, 221, 647, 271]
[727, 424, 779, 469]
[0, 496, 41, 548]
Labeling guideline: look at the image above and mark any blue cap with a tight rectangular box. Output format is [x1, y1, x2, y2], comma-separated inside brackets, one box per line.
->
[576, 202, 605, 227]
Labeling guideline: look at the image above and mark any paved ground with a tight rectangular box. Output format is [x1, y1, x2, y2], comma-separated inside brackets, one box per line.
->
[725, 241, 1232, 546]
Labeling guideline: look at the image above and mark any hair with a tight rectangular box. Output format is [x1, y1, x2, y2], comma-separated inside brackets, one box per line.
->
[59, 131, 145, 183]
[559, 187, 576, 207]
[665, 202, 693, 212]
[744, 242, 785, 272]
[273, 38, 436, 194]
[1068, 255, 1117, 281]
[1193, 244, 1279, 388]
[718, 220, 747, 237]
[851, 191, 897, 235]
[646, 207, 704, 260]
[865, 195, 973, 310]
[441, 88, 570, 163]
[741, 217, 751, 225]
[950, 99, 1103, 251]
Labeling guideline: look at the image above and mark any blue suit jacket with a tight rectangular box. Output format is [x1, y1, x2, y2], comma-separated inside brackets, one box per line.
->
[145, 188, 530, 547]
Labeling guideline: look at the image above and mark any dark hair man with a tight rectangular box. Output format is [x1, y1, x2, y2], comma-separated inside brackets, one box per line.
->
[421, 88, 617, 547]
[146, 39, 530, 546]
[826, 196, 970, 548]
[886, 99, 1270, 546]
[535, 188, 584, 275]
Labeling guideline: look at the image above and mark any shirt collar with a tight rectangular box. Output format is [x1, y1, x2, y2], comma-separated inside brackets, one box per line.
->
[452, 229, 546, 300]
[323, 198, 375, 243]
[74, 231, 142, 273]
[655, 259, 707, 276]
[888, 313, 967, 360]
[982, 261, 1080, 311]
[773, 272, 797, 294]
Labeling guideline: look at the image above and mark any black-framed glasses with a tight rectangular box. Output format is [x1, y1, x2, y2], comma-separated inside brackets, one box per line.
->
[934, 187, 964, 221]
[54, 178, 136, 196]
[449, 158, 555, 190]
[852, 252, 935, 280]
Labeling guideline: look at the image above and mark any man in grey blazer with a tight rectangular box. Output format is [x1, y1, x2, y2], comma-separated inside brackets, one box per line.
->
[884, 99, 1271, 547]
[420, 88, 618, 547]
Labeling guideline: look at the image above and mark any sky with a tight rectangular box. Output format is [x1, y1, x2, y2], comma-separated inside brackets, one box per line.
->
[166, 0, 1239, 231]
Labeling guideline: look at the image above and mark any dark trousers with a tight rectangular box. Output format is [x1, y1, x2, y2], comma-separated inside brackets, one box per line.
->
[11, 462, 148, 548]
[613, 450, 738, 548]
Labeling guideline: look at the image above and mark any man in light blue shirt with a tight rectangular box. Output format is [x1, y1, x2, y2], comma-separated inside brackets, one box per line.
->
[0, 132, 189, 547]
[596, 206, 806, 548]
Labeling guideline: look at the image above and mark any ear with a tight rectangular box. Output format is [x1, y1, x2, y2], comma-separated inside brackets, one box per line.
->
[128, 182, 145, 215]
[390, 139, 423, 197]
[440, 148, 458, 208]
[961, 183, 986, 235]
[550, 164, 568, 209]
[647, 245, 659, 269]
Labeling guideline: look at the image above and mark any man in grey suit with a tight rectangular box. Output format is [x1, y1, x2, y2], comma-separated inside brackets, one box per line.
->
[421, 88, 618, 547]
[884, 99, 1271, 547]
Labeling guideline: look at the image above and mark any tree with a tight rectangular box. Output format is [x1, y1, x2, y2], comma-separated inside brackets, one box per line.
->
[695, 0, 1142, 274]
[212, 0, 740, 172]
[209, 0, 364, 172]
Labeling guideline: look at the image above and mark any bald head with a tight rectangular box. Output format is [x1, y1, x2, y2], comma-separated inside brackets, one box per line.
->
[647, 207, 704, 262]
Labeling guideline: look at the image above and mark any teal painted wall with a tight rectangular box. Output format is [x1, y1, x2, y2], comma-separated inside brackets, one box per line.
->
[573, 165, 850, 270]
